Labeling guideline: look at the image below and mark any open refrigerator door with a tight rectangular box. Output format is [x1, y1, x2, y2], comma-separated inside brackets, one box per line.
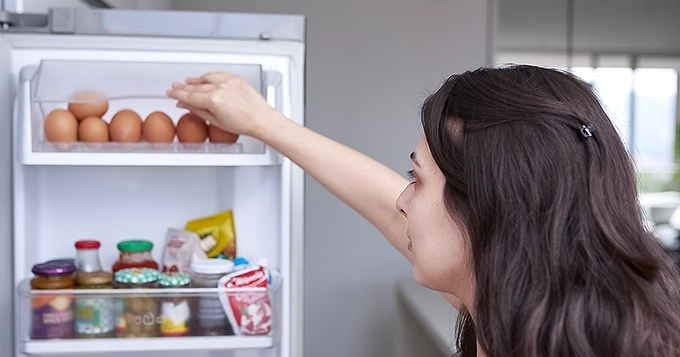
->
[0, 8, 305, 357]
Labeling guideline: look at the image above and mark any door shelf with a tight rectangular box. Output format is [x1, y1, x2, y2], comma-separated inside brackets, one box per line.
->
[18, 280, 280, 354]
[21, 335, 274, 355]
[17, 59, 282, 166]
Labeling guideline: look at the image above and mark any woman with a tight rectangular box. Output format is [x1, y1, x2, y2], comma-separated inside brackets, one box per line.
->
[167, 65, 680, 357]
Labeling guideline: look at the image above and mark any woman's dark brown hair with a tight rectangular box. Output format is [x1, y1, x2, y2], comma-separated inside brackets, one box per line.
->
[421, 64, 680, 357]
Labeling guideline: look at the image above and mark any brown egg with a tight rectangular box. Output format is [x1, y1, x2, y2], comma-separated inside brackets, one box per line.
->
[78, 116, 109, 142]
[143, 111, 175, 143]
[68, 90, 109, 121]
[109, 109, 142, 142]
[44, 109, 78, 142]
[208, 124, 239, 143]
[176, 113, 208, 143]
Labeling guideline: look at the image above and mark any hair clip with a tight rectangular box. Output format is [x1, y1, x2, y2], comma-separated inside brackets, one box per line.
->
[580, 124, 595, 138]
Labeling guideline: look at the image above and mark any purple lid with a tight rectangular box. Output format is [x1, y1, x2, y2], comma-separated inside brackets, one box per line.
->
[32, 261, 76, 276]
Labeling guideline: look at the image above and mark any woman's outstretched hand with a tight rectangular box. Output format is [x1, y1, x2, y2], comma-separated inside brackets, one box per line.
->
[166, 72, 279, 137]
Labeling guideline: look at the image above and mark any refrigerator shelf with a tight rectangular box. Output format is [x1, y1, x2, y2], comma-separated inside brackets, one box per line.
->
[18, 280, 281, 354]
[18, 60, 281, 166]
[20, 335, 274, 355]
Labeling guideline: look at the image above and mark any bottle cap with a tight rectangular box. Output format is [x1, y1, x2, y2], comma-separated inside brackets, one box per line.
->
[76, 271, 113, 285]
[117, 239, 153, 253]
[114, 268, 159, 284]
[32, 261, 76, 276]
[75, 240, 101, 249]
[191, 259, 234, 275]
[159, 272, 191, 287]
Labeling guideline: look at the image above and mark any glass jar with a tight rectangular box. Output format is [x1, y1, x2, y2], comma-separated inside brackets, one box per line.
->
[31, 261, 76, 339]
[75, 271, 114, 338]
[158, 272, 191, 337]
[74, 240, 103, 273]
[112, 240, 159, 273]
[114, 268, 160, 338]
[190, 259, 235, 336]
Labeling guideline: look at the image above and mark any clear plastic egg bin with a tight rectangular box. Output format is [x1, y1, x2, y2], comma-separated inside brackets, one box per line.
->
[28, 60, 268, 155]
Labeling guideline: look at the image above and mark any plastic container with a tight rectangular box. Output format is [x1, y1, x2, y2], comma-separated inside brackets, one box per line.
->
[30, 261, 76, 339]
[112, 240, 159, 273]
[190, 259, 235, 336]
[75, 271, 114, 338]
[113, 268, 160, 338]
[74, 240, 103, 273]
[158, 272, 191, 337]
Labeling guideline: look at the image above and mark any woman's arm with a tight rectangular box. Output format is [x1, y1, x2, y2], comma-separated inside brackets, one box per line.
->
[167, 72, 413, 262]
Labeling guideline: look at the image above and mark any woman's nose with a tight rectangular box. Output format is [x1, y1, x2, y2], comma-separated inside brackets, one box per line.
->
[395, 185, 410, 217]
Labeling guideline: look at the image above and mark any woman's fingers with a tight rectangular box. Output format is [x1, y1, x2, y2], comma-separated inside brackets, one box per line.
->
[186, 72, 235, 85]
[166, 86, 212, 109]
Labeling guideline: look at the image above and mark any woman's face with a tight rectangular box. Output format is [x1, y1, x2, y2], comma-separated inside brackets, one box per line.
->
[396, 137, 474, 303]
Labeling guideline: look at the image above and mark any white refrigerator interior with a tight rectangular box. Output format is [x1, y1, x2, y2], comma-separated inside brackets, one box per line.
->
[1, 8, 305, 357]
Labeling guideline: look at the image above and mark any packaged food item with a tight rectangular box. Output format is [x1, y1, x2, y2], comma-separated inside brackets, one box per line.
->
[161, 228, 206, 273]
[185, 210, 237, 259]
[218, 265, 274, 336]
[112, 239, 159, 273]
[74, 240, 103, 273]
[75, 271, 114, 338]
[158, 272, 192, 337]
[114, 268, 160, 338]
[190, 259, 235, 336]
[31, 261, 76, 339]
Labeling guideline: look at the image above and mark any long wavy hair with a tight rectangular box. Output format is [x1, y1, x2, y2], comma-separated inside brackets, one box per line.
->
[421, 64, 680, 357]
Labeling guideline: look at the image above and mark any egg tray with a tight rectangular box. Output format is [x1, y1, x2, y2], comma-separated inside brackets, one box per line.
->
[36, 141, 244, 154]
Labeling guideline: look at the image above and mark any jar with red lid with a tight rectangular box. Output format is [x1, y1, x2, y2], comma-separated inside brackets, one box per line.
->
[112, 239, 159, 273]
[74, 240, 103, 273]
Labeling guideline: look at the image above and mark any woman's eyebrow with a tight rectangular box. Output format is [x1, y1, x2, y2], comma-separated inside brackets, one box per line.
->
[410, 151, 421, 168]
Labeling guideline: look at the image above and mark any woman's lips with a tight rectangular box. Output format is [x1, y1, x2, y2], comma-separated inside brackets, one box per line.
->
[407, 241, 412, 251]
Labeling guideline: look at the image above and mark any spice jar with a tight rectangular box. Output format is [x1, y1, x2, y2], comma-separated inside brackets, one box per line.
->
[74, 240, 103, 273]
[114, 268, 160, 338]
[158, 272, 191, 337]
[112, 240, 159, 273]
[190, 259, 235, 336]
[31, 261, 76, 339]
[75, 271, 114, 338]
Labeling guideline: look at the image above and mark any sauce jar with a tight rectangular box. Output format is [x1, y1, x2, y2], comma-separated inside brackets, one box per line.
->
[75, 271, 114, 338]
[114, 268, 160, 338]
[112, 240, 159, 273]
[74, 240, 103, 273]
[31, 261, 76, 339]
[158, 272, 191, 337]
[190, 259, 235, 336]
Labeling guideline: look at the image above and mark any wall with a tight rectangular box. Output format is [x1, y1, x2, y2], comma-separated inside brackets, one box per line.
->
[169, 1, 489, 356]
[496, 0, 680, 64]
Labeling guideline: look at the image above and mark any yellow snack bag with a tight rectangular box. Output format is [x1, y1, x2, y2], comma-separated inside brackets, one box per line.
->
[185, 209, 236, 259]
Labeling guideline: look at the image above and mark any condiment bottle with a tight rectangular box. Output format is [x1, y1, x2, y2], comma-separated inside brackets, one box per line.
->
[30, 261, 76, 339]
[190, 259, 235, 336]
[112, 239, 159, 273]
[75, 271, 114, 338]
[114, 268, 160, 338]
[74, 240, 103, 273]
[158, 272, 192, 337]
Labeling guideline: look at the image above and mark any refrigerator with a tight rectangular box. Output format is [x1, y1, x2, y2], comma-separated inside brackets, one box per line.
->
[0, 7, 305, 357]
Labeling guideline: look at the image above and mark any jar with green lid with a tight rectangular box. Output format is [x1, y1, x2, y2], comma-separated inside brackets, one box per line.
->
[75, 271, 114, 338]
[114, 268, 160, 338]
[112, 239, 159, 273]
[158, 272, 191, 337]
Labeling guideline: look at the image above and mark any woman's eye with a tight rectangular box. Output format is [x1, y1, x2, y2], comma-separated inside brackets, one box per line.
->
[406, 170, 417, 182]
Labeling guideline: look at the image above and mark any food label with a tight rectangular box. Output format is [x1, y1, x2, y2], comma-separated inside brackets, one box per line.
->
[76, 297, 114, 335]
[160, 299, 191, 336]
[218, 266, 273, 336]
[31, 295, 74, 339]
